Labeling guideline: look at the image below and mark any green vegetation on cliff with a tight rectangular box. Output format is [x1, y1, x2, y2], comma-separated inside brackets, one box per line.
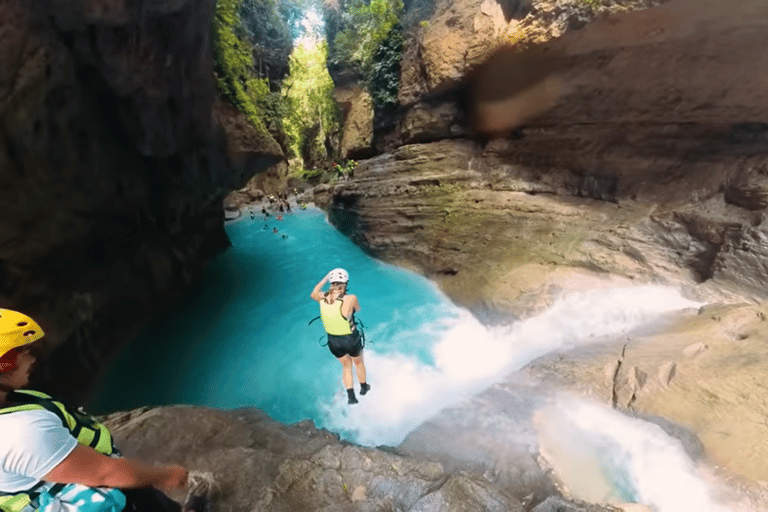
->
[324, 0, 404, 125]
[211, 0, 403, 171]
[327, 0, 403, 79]
[370, 23, 403, 117]
[212, 0, 310, 151]
[212, 0, 272, 133]
[282, 39, 340, 169]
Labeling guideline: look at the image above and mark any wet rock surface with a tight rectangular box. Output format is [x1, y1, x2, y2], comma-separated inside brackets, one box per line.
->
[522, 303, 768, 483]
[104, 406, 621, 511]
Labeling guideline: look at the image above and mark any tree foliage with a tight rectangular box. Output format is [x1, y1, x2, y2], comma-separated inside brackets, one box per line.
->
[212, 0, 272, 134]
[282, 40, 340, 166]
[238, 0, 314, 85]
[212, 0, 312, 151]
[370, 23, 403, 116]
[326, 0, 403, 78]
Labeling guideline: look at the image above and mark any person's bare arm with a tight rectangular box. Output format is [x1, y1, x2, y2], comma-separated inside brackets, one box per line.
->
[310, 274, 329, 301]
[44, 444, 188, 490]
[342, 295, 361, 318]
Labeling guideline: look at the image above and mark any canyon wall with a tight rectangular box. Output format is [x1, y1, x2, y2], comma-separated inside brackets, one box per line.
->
[312, 0, 768, 491]
[319, 0, 768, 317]
[0, 0, 282, 403]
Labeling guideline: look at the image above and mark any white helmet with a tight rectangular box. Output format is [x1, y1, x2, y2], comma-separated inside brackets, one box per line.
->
[328, 268, 349, 283]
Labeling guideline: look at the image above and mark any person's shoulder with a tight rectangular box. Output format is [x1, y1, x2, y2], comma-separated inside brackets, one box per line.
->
[0, 408, 63, 441]
[0, 407, 62, 426]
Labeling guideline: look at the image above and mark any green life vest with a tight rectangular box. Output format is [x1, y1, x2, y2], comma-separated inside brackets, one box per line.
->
[0, 390, 118, 512]
[319, 299, 353, 336]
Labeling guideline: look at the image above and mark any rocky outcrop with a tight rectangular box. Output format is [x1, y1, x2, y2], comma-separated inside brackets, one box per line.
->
[318, 0, 768, 314]
[398, 0, 668, 105]
[103, 405, 621, 512]
[0, 0, 281, 404]
[313, 138, 753, 317]
[399, 0, 511, 104]
[333, 82, 374, 159]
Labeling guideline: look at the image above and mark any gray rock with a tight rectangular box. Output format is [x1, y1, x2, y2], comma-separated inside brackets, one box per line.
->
[531, 496, 620, 512]
[104, 406, 616, 512]
[410, 472, 524, 511]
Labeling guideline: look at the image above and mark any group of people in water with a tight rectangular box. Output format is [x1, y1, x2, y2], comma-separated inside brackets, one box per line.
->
[0, 265, 370, 510]
[246, 192, 308, 240]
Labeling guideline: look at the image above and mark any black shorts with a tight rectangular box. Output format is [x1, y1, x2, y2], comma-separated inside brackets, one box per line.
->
[327, 331, 363, 358]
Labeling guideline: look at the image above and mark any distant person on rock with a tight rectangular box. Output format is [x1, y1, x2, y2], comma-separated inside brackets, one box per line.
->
[310, 269, 370, 404]
[0, 308, 199, 512]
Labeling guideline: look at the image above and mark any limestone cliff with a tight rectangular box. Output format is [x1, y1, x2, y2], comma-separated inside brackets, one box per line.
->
[314, 0, 768, 492]
[320, 0, 768, 315]
[0, 0, 282, 404]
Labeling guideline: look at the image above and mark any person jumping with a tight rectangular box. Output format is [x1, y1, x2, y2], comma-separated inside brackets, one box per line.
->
[310, 269, 370, 404]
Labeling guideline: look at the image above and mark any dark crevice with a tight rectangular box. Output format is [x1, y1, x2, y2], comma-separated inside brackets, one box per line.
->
[497, 0, 533, 22]
[327, 194, 376, 256]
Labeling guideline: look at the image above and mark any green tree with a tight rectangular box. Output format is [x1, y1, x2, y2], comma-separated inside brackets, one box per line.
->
[282, 39, 340, 168]
[370, 23, 403, 117]
[211, 0, 271, 133]
[327, 0, 403, 79]
[238, 0, 314, 84]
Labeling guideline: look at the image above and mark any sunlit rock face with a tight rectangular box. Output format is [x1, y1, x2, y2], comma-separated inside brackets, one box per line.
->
[333, 82, 374, 160]
[315, 0, 768, 490]
[321, 0, 768, 314]
[0, 0, 281, 403]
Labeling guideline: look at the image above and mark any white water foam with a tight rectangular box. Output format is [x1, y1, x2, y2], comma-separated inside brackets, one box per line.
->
[319, 285, 700, 447]
[538, 397, 735, 512]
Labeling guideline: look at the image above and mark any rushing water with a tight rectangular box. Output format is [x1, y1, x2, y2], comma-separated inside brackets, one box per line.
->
[90, 207, 457, 426]
[90, 206, 744, 511]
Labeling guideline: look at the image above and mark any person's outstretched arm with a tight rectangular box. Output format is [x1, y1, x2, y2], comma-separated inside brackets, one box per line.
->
[44, 444, 188, 490]
[310, 274, 329, 301]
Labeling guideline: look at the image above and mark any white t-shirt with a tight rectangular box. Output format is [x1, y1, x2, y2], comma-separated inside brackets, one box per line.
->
[0, 409, 78, 493]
